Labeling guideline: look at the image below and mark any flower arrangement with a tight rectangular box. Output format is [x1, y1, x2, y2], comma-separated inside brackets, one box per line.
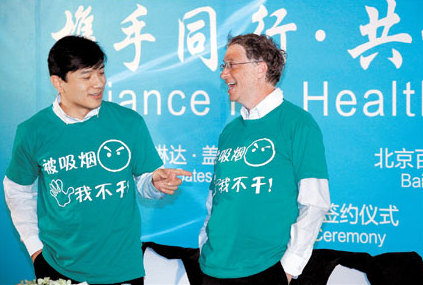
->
[18, 278, 88, 285]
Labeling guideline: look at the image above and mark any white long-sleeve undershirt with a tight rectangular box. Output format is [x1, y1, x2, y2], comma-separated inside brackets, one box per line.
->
[4, 96, 164, 256]
[199, 88, 330, 277]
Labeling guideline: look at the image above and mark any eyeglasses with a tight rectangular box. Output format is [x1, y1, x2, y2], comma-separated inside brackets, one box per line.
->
[219, 61, 262, 71]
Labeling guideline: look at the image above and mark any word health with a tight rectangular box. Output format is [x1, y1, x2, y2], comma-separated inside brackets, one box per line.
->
[304, 81, 423, 117]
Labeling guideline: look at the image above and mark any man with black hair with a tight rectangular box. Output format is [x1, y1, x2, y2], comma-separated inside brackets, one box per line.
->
[4, 35, 191, 284]
[199, 34, 331, 285]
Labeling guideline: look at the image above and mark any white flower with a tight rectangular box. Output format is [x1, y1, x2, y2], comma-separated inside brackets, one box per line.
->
[18, 278, 88, 285]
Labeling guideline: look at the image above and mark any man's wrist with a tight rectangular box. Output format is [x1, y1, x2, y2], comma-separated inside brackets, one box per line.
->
[286, 273, 293, 284]
[31, 249, 42, 263]
[281, 249, 307, 277]
[24, 236, 43, 257]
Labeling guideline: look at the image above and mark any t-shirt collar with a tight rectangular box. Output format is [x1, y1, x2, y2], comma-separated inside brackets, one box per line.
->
[52, 94, 100, 124]
[240, 87, 284, 120]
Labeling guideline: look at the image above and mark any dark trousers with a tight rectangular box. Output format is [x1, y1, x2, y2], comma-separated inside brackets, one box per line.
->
[202, 262, 288, 285]
[33, 253, 144, 285]
[142, 242, 203, 285]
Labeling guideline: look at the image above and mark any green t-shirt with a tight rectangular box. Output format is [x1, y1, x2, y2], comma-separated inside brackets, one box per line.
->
[199, 100, 328, 278]
[6, 101, 162, 283]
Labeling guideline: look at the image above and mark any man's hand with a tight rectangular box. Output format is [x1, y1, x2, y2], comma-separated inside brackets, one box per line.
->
[152, 168, 192, 195]
[286, 273, 292, 284]
[31, 249, 42, 263]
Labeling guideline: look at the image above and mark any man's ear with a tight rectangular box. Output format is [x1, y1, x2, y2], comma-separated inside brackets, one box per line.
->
[50, 75, 64, 94]
[257, 61, 268, 80]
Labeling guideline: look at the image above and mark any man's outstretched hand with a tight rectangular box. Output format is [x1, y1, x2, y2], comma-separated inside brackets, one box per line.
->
[152, 168, 192, 195]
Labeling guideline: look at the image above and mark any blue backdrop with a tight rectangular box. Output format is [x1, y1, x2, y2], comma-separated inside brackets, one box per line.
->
[1, 1, 422, 284]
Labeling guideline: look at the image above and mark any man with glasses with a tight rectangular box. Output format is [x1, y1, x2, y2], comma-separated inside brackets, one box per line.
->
[199, 34, 330, 285]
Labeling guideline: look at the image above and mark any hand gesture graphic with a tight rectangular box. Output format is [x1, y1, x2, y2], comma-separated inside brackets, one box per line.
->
[49, 179, 74, 207]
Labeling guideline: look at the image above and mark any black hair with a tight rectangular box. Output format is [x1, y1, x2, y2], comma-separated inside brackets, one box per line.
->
[48, 35, 106, 81]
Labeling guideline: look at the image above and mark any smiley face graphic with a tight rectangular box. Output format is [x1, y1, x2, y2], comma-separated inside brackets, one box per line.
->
[244, 138, 275, 167]
[97, 139, 131, 172]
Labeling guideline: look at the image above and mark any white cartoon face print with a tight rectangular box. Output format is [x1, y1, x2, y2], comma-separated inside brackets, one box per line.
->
[244, 138, 275, 167]
[97, 139, 131, 172]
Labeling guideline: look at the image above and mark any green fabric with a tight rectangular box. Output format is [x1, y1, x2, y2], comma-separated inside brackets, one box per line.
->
[200, 100, 328, 278]
[7, 101, 162, 283]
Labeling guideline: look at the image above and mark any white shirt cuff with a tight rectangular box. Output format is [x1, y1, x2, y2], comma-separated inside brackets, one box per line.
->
[281, 248, 308, 277]
[135, 171, 165, 199]
[24, 235, 43, 256]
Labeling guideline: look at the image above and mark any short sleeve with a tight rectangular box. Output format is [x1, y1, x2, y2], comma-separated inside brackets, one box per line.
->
[291, 116, 328, 182]
[6, 124, 39, 185]
[131, 115, 163, 176]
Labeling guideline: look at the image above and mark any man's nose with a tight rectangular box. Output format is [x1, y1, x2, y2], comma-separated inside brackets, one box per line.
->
[220, 67, 229, 80]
